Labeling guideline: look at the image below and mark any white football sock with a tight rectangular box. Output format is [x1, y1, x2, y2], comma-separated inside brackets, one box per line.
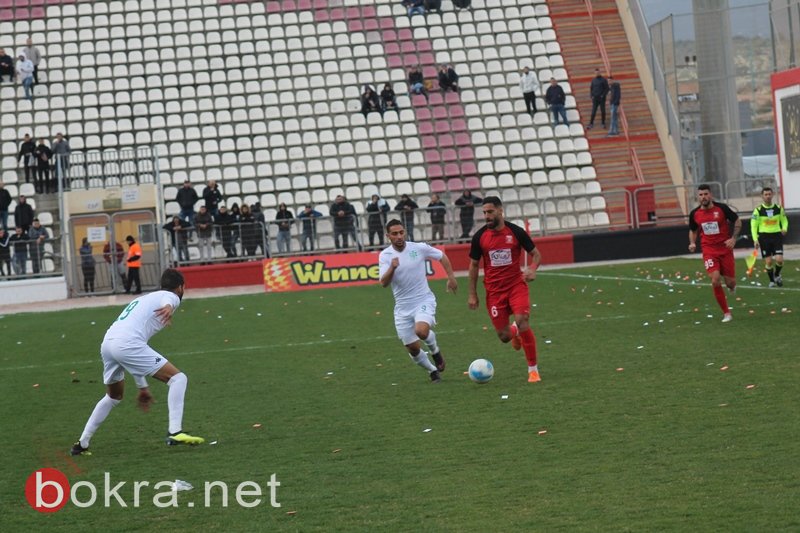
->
[423, 329, 439, 354]
[411, 351, 437, 373]
[528, 364, 539, 373]
[79, 395, 121, 448]
[167, 372, 188, 434]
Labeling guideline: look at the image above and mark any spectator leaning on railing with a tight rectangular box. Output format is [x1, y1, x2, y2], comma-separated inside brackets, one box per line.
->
[176, 180, 199, 226]
[240, 204, 261, 258]
[297, 204, 322, 252]
[427, 193, 447, 242]
[27, 218, 47, 274]
[9, 226, 28, 276]
[0, 228, 11, 277]
[163, 216, 190, 265]
[193, 205, 214, 263]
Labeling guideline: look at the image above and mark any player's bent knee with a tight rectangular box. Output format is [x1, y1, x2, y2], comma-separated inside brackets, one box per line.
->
[168, 372, 187, 387]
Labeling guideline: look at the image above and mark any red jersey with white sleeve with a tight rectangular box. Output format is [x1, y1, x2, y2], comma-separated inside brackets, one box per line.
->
[688, 201, 739, 254]
[469, 221, 535, 294]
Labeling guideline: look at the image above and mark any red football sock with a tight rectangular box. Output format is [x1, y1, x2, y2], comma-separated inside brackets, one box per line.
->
[520, 328, 537, 366]
[713, 285, 729, 314]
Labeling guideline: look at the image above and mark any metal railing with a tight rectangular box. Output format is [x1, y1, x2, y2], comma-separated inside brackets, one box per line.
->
[0, 234, 63, 281]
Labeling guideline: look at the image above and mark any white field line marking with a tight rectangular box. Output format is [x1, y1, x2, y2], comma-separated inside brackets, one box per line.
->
[541, 272, 800, 292]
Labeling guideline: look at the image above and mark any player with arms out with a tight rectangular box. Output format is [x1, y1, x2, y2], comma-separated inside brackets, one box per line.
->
[688, 184, 741, 322]
[751, 187, 789, 287]
[467, 197, 543, 383]
[71, 268, 204, 455]
[379, 219, 458, 383]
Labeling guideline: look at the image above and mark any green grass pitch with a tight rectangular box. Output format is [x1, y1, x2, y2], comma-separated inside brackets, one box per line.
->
[1, 258, 799, 531]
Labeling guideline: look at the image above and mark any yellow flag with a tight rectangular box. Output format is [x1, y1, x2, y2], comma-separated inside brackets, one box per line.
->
[745, 250, 758, 276]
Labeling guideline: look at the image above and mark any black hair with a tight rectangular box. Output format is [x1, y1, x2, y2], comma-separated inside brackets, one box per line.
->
[385, 218, 404, 232]
[483, 196, 502, 207]
[160, 268, 184, 291]
[125, 235, 135, 243]
[697, 184, 711, 192]
[762, 187, 773, 193]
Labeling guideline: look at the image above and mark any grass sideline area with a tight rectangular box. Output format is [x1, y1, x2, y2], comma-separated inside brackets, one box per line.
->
[1, 258, 798, 531]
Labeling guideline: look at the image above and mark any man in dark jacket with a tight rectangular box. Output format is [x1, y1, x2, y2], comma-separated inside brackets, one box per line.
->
[17, 133, 35, 186]
[408, 65, 425, 95]
[214, 204, 237, 258]
[297, 204, 323, 252]
[0, 228, 11, 276]
[427, 193, 447, 242]
[544, 78, 568, 126]
[0, 48, 13, 82]
[454, 190, 482, 240]
[395, 194, 419, 241]
[27, 218, 47, 274]
[202, 179, 223, 217]
[0, 181, 11, 231]
[588, 69, 609, 129]
[330, 195, 358, 250]
[438, 64, 459, 93]
[365, 195, 390, 248]
[163, 216, 190, 264]
[33, 138, 53, 193]
[176, 180, 199, 226]
[194, 205, 214, 263]
[9, 226, 28, 276]
[14, 195, 34, 232]
[607, 75, 621, 136]
[360, 86, 382, 117]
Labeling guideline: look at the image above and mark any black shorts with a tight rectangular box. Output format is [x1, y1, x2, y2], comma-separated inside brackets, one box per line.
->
[758, 233, 783, 258]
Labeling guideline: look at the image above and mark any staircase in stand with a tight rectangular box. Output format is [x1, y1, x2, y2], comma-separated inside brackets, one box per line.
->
[547, 0, 682, 227]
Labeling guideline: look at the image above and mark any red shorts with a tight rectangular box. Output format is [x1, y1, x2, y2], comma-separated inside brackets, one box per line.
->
[485, 281, 530, 332]
[702, 249, 735, 278]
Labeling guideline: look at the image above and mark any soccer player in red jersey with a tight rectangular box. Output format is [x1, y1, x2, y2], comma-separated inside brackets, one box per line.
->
[688, 184, 741, 322]
[467, 197, 543, 382]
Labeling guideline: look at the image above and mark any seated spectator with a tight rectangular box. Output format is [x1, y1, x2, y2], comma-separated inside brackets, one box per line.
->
[360, 85, 382, 117]
[425, 0, 443, 13]
[0, 49, 14, 82]
[408, 66, 426, 96]
[402, 0, 425, 17]
[438, 64, 459, 93]
[380, 83, 399, 113]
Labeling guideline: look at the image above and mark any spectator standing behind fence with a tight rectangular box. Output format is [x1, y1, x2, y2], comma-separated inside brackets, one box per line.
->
[239, 204, 260, 258]
[0, 228, 11, 276]
[330, 195, 358, 250]
[408, 65, 425, 96]
[124, 235, 142, 294]
[438, 64, 459, 93]
[275, 202, 294, 254]
[176, 180, 198, 226]
[194, 205, 214, 263]
[16, 53, 34, 101]
[33, 138, 52, 193]
[251, 202, 268, 257]
[17, 133, 35, 187]
[52, 132, 71, 190]
[80, 237, 95, 293]
[455, 189, 483, 240]
[0, 181, 11, 231]
[519, 67, 540, 115]
[9, 226, 28, 275]
[607, 76, 621, 137]
[298, 204, 322, 252]
[395, 194, 419, 242]
[366, 194, 390, 248]
[202, 179, 223, 217]
[163, 216, 190, 265]
[587, 69, 609, 130]
[427, 193, 447, 241]
[27, 218, 47, 274]
[0, 48, 14, 82]
[14, 195, 34, 232]
[21, 38, 42, 86]
[215, 204, 237, 258]
[103, 241, 126, 287]
[360, 86, 382, 118]
[381, 83, 399, 113]
[545, 78, 568, 127]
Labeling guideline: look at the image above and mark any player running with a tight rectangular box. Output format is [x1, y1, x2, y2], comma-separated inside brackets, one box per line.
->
[751, 186, 789, 287]
[467, 197, 542, 383]
[379, 219, 458, 383]
[71, 268, 204, 455]
[688, 184, 741, 322]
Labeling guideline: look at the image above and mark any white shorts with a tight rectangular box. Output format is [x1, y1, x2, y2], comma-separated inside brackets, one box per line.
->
[101, 339, 169, 385]
[394, 299, 436, 345]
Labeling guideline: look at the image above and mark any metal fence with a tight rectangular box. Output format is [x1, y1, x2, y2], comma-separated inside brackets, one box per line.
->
[0, 234, 63, 281]
[55, 147, 157, 191]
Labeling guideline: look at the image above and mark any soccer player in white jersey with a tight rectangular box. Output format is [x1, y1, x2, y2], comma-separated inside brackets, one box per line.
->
[71, 269, 204, 455]
[379, 219, 458, 382]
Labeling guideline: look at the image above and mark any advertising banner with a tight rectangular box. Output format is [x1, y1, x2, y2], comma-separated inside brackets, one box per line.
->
[263, 252, 448, 292]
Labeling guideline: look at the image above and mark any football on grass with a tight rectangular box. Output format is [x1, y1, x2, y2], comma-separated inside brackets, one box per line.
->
[468, 359, 494, 384]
